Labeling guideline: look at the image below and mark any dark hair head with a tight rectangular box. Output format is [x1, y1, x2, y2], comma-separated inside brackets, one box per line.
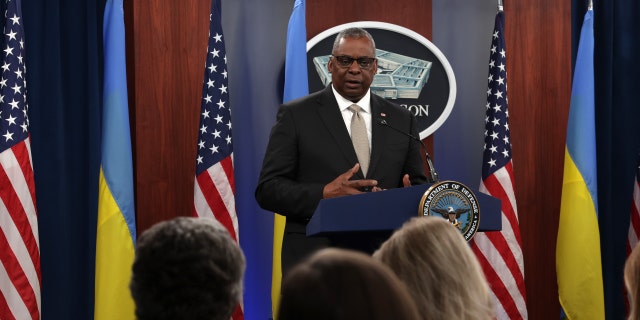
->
[278, 248, 420, 320]
[130, 217, 245, 320]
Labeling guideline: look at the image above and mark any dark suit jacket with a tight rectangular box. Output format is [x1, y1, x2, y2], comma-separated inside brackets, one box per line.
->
[255, 86, 427, 271]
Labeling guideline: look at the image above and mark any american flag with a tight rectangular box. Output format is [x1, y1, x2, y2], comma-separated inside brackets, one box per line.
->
[470, 10, 528, 320]
[628, 155, 640, 254]
[192, 1, 242, 318]
[0, 0, 41, 319]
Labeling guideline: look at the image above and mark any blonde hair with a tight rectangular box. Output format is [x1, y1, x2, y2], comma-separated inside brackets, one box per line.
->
[373, 216, 493, 320]
[626, 244, 640, 320]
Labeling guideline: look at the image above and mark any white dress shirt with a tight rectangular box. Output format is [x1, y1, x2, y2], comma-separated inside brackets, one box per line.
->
[331, 86, 373, 150]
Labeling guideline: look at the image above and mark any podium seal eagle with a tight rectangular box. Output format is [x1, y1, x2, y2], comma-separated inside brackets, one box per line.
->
[418, 181, 480, 241]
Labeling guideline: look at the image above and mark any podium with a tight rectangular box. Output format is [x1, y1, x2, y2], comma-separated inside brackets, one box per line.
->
[306, 184, 502, 253]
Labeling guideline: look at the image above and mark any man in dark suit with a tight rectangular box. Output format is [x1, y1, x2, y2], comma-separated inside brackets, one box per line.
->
[255, 27, 428, 273]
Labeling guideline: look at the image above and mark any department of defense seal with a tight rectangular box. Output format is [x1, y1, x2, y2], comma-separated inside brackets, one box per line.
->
[418, 181, 480, 241]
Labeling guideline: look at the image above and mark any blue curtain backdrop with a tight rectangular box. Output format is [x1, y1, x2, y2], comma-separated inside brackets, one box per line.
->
[23, 0, 105, 318]
[222, 1, 291, 318]
[571, 1, 640, 318]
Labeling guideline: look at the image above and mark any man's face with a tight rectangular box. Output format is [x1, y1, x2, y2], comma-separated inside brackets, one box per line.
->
[328, 36, 377, 102]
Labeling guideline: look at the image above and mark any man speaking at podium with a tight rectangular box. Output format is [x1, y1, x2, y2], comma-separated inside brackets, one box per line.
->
[256, 27, 428, 273]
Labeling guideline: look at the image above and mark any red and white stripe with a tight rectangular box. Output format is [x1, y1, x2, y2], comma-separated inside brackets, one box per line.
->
[194, 155, 238, 241]
[0, 139, 41, 320]
[193, 154, 243, 320]
[471, 161, 527, 320]
[626, 162, 640, 314]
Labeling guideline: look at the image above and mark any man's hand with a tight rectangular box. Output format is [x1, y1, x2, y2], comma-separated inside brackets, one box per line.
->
[372, 174, 410, 192]
[402, 174, 411, 187]
[322, 164, 378, 199]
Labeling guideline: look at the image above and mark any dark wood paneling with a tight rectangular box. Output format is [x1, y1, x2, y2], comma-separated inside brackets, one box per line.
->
[306, 2, 432, 40]
[506, 2, 571, 318]
[129, 0, 210, 233]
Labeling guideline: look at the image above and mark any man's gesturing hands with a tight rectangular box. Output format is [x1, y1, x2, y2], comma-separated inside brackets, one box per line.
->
[322, 164, 378, 199]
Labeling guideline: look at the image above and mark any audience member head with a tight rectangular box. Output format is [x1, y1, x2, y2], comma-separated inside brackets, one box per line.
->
[626, 243, 640, 320]
[373, 216, 493, 320]
[130, 217, 245, 320]
[278, 248, 420, 320]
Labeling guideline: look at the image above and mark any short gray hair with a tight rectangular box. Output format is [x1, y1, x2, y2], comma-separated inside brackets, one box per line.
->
[332, 27, 376, 54]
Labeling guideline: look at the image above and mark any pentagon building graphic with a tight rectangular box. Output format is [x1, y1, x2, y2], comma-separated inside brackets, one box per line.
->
[313, 49, 432, 99]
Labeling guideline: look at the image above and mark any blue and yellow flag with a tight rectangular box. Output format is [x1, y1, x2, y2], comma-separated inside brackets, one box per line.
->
[94, 0, 137, 319]
[272, 0, 308, 316]
[556, 8, 604, 320]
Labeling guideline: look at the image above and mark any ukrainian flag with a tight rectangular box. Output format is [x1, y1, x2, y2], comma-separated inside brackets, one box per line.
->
[273, 0, 308, 316]
[556, 8, 604, 320]
[94, 0, 137, 319]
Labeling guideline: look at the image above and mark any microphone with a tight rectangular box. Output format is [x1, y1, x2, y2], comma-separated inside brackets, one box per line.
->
[377, 118, 439, 183]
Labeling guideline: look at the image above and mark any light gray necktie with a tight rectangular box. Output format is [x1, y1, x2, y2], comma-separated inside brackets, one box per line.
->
[348, 104, 370, 176]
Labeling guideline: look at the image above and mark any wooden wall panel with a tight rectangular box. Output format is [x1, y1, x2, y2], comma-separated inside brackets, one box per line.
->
[306, 2, 432, 41]
[128, 0, 210, 233]
[506, 1, 571, 318]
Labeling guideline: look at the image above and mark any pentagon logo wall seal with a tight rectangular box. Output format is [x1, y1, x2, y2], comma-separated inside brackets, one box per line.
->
[307, 21, 456, 139]
[418, 181, 480, 241]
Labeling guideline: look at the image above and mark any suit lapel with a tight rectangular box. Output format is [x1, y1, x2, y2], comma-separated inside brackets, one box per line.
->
[315, 87, 363, 178]
[368, 98, 388, 177]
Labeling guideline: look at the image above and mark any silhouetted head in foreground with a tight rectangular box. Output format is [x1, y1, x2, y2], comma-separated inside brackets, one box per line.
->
[130, 217, 245, 320]
[278, 247, 420, 320]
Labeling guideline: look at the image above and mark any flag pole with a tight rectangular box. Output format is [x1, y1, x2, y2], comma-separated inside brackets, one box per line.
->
[497, 0, 503, 12]
[588, 0, 593, 10]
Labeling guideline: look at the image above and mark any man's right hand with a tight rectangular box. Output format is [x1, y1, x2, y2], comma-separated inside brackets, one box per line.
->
[322, 164, 378, 199]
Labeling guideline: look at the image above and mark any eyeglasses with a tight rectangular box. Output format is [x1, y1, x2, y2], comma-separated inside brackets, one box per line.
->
[331, 55, 376, 69]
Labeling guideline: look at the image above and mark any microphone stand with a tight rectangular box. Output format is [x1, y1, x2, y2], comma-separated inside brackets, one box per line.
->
[378, 119, 439, 183]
